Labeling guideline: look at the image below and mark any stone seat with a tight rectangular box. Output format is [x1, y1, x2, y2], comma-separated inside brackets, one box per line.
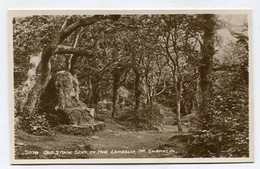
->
[55, 121, 105, 136]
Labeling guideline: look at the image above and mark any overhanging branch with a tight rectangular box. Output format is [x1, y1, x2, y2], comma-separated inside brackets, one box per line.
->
[54, 46, 94, 56]
[60, 15, 121, 42]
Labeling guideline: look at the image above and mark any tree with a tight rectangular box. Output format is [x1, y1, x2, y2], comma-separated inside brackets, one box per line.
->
[156, 15, 202, 131]
[20, 15, 120, 115]
[198, 14, 216, 129]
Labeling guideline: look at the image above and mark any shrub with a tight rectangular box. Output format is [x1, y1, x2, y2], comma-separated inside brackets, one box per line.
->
[117, 105, 163, 130]
[17, 113, 50, 136]
[187, 71, 249, 158]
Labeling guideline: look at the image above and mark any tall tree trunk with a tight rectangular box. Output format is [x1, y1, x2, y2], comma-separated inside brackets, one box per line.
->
[112, 69, 120, 117]
[87, 78, 93, 105]
[17, 52, 42, 114]
[67, 28, 83, 73]
[134, 70, 141, 113]
[23, 47, 54, 115]
[181, 100, 187, 116]
[91, 80, 100, 107]
[22, 18, 70, 115]
[149, 93, 154, 106]
[199, 14, 216, 130]
[177, 98, 182, 131]
[189, 99, 194, 115]
[174, 76, 183, 132]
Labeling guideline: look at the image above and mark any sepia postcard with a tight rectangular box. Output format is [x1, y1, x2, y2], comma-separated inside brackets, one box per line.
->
[8, 9, 253, 164]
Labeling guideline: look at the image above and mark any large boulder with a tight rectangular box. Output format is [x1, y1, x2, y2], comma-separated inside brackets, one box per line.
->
[39, 71, 94, 126]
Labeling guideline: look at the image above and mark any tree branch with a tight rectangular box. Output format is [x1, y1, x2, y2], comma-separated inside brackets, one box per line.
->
[54, 46, 94, 56]
[60, 15, 121, 42]
[155, 78, 167, 96]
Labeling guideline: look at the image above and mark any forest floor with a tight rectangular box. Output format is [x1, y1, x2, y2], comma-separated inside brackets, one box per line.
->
[15, 103, 190, 159]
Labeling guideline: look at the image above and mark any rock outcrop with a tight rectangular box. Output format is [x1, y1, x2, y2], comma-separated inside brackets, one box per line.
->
[39, 71, 95, 127]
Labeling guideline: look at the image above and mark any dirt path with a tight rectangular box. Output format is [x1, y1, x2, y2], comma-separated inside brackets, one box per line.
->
[15, 103, 188, 159]
[87, 124, 178, 158]
[87, 103, 188, 158]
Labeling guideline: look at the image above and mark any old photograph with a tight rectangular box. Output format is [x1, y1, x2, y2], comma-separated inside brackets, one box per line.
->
[9, 10, 253, 164]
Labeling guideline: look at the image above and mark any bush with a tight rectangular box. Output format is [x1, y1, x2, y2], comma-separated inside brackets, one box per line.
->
[17, 113, 50, 136]
[156, 94, 176, 111]
[187, 70, 249, 157]
[117, 105, 163, 130]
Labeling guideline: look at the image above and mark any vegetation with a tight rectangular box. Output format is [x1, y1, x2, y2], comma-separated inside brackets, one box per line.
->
[13, 14, 249, 158]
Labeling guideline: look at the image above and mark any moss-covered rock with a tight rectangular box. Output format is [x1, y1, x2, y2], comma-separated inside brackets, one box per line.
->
[39, 71, 94, 126]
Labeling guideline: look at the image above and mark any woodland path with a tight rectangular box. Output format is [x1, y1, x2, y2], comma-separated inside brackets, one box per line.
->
[15, 103, 189, 159]
[87, 103, 189, 158]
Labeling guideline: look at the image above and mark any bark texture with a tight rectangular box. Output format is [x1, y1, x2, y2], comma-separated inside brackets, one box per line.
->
[199, 14, 216, 129]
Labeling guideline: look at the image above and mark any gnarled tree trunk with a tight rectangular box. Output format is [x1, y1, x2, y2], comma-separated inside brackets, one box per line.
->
[21, 15, 120, 115]
[23, 46, 54, 115]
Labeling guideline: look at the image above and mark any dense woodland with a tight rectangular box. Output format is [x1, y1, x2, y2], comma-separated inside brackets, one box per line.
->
[13, 14, 249, 158]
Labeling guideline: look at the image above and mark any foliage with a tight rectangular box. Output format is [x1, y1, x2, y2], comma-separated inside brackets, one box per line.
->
[17, 113, 50, 136]
[187, 38, 249, 157]
[15, 86, 50, 135]
[13, 16, 65, 87]
[117, 105, 163, 131]
[13, 14, 250, 158]
[187, 88, 249, 157]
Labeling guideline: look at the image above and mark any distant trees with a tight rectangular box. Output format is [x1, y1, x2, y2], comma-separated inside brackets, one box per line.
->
[149, 15, 203, 131]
